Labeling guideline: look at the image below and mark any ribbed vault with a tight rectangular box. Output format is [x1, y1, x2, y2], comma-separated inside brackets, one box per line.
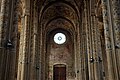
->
[37, 0, 81, 33]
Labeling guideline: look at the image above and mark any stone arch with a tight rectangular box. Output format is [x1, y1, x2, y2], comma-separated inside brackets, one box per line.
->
[45, 17, 75, 34]
[54, 64, 66, 67]
[39, 1, 79, 31]
[40, 0, 79, 17]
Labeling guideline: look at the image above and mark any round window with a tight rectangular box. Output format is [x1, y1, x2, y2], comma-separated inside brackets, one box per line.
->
[54, 33, 66, 44]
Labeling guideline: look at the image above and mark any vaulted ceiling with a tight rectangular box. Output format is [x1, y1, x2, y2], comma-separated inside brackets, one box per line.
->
[35, 0, 83, 33]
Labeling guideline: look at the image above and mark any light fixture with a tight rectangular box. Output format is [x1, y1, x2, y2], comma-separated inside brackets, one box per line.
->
[5, 40, 13, 48]
[36, 66, 39, 70]
[90, 57, 94, 63]
[115, 43, 120, 49]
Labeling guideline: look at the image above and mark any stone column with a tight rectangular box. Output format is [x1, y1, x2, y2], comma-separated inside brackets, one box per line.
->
[82, 15, 86, 80]
[91, 10, 100, 80]
[0, 1, 6, 79]
[16, 15, 23, 80]
[0, 0, 10, 80]
[4, 0, 18, 80]
[111, 0, 120, 79]
[92, 11, 101, 80]
[0, 0, 6, 47]
[17, 12, 29, 80]
[84, 0, 93, 80]
[84, 1, 88, 80]
[93, 11, 101, 80]
[0, 0, 22, 80]
[89, 0, 101, 80]
[80, 6, 86, 79]
[101, 0, 114, 80]
[80, 9, 84, 80]
[16, 0, 30, 79]
[29, 2, 37, 80]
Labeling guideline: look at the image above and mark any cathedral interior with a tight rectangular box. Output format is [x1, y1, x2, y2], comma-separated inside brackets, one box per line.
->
[0, 0, 120, 80]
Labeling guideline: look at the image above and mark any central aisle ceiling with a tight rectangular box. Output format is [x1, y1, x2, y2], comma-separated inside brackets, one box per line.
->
[35, 0, 83, 33]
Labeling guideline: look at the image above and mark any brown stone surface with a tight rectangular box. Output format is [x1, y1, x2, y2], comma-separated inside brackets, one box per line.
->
[0, 0, 119, 80]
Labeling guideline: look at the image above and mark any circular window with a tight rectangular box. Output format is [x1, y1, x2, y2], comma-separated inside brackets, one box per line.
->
[54, 33, 66, 44]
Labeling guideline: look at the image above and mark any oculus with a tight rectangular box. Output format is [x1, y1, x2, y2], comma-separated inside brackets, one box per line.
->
[54, 33, 66, 44]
